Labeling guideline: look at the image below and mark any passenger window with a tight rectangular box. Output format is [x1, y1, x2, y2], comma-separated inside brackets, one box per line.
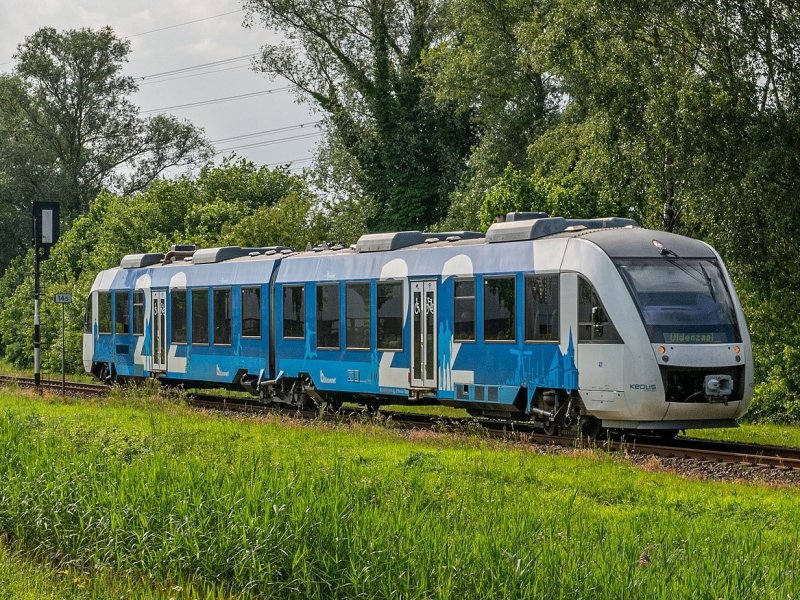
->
[316, 284, 340, 349]
[525, 275, 559, 342]
[171, 290, 188, 344]
[453, 278, 475, 342]
[192, 289, 209, 344]
[377, 281, 403, 350]
[115, 291, 130, 335]
[578, 276, 621, 343]
[133, 290, 145, 335]
[84, 295, 92, 334]
[97, 292, 111, 334]
[213, 288, 232, 345]
[484, 277, 516, 342]
[346, 282, 371, 349]
[283, 285, 305, 339]
[241, 287, 261, 338]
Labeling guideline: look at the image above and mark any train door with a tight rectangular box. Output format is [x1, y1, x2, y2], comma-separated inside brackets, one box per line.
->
[151, 290, 167, 371]
[411, 280, 437, 388]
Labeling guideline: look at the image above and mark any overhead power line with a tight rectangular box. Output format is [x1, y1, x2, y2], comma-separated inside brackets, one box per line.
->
[134, 54, 256, 81]
[267, 157, 314, 167]
[139, 64, 249, 85]
[215, 131, 322, 154]
[126, 9, 244, 38]
[140, 86, 292, 114]
[210, 120, 323, 143]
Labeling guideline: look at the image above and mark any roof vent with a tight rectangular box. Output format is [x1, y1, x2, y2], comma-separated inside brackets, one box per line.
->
[170, 244, 197, 253]
[356, 230, 483, 253]
[120, 253, 165, 269]
[193, 246, 290, 264]
[505, 212, 550, 222]
[486, 217, 639, 243]
[446, 235, 461, 242]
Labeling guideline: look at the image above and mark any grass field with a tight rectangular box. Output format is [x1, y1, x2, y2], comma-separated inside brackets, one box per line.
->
[0, 386, 799, 598]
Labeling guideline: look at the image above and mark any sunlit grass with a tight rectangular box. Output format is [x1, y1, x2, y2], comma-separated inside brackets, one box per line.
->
[0, 388, 799, 598]
[0, 356, 95, 383]
[684, 422, 800, 448]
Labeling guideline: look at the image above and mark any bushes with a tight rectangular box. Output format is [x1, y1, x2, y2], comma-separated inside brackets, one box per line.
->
[0, 159, 341, 374]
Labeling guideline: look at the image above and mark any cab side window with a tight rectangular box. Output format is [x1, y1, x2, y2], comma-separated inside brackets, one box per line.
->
[578, 276, 621, 343]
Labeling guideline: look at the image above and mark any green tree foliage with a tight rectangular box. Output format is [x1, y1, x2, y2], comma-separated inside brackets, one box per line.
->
[0, 26, 212, 271]
[428, 0, 800, 419]
[478, 166, 628, 230]
[244, 0, 475, 232]
[0, 160, 320, 373]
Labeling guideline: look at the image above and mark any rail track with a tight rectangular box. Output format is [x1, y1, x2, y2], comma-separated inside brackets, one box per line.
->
[2, 374, 800, 470]
[0, 374, 107, 396]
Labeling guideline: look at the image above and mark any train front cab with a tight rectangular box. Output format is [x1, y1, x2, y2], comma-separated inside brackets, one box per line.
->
[562, 231, 754, 432]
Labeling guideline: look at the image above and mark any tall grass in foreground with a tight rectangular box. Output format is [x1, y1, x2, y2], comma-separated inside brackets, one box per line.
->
[0, 390, 798, 598]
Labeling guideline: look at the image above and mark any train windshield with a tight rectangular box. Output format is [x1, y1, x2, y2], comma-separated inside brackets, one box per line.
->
[615, 258, 741, 344]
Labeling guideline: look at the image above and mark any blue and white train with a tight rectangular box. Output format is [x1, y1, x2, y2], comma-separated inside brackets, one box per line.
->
[83, 213, 754, 436]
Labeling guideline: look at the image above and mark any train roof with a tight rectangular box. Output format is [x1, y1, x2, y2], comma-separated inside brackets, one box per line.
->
[106, 214, 717, 289]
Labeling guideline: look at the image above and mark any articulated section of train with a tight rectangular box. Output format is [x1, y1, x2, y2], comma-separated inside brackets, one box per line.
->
[83, 213, 754, 435]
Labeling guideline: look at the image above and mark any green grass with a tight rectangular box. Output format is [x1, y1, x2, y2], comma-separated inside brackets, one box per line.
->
[0, 356, 95, 383]
[684, 421, 800, 447]
[1, 386, 800, 598]
[0, 541, 184, 599]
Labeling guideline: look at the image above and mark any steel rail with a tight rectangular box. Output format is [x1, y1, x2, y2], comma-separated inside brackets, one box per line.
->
[0, 374, 107, 396]
[2, 376, 800, 469]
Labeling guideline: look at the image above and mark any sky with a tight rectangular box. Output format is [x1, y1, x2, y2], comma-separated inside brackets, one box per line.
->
[0, 0, 320, 173]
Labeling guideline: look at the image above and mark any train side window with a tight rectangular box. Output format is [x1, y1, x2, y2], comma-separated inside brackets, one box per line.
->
[241, 287, 261, 338]
[213, 288, 232, 345]
[133, 290, 145, 335]
[115, 291, 130, 335]
[97, 291, 111, 334]
[525, 275, 559, 342]
[84, 295, 92, 334]
[316, 283, 340, 349]
[578, 276, 621, 343]
[283, 285, 305, 339]
[346, 282, 371, 349]
[453, 278, 475, 342]
[484, 276, 516, 342]
[192, 289, 209, 344]
[171, 290, 188, 344]
[377, 281, 403, 350]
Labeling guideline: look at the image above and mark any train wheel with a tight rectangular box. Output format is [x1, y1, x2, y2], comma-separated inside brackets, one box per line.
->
[657, 429, 679, 440]
[365, 401, 380, 416]
[580, 416, 603, 440]
[542, 421, 559, 436]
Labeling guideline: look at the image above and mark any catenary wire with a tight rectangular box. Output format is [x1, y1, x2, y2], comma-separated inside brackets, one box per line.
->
[214, 131, 322, 154]
[210, 120, 323, 143]
[126, 9, 244, 38]
[140, 87, 292, 113]
[133, 54, 257, 81]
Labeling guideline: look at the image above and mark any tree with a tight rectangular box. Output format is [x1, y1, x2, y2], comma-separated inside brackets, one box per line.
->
[0, 159, 318, 373]
[425, 0, 559, 229]
[244, 0, 475, 232]
[0, 26, 212, 270]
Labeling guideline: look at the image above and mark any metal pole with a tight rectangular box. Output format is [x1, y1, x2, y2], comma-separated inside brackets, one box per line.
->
[33, 218, 41, 394]
[61, 303, 66, 397]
